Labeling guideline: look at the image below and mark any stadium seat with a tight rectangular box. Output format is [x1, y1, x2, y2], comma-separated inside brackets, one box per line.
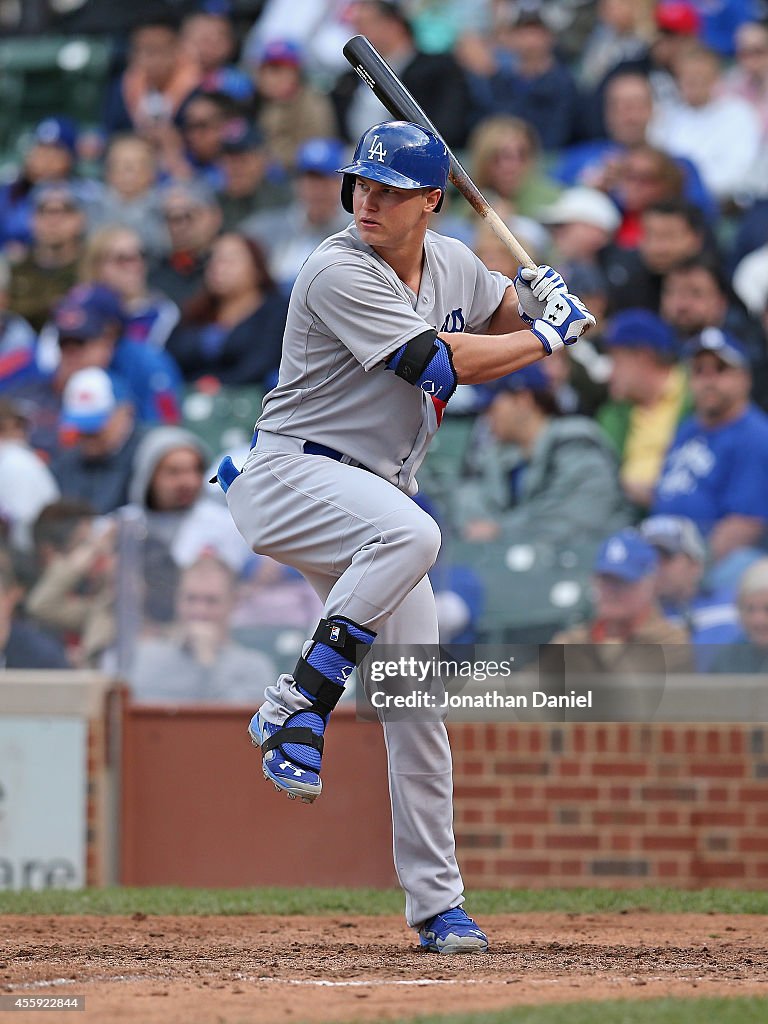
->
[443, 535, 597, 643]
[0, 36, 112, 152]
[182, 383, 264, 455]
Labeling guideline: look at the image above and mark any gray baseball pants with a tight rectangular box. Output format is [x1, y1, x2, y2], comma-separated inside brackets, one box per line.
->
[226, 430, 464, 927]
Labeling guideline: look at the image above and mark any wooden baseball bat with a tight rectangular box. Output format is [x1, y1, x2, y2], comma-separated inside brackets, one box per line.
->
[342, 34, 537, 272]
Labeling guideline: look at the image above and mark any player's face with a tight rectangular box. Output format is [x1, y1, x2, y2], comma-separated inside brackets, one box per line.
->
[352, 177, 441, 250]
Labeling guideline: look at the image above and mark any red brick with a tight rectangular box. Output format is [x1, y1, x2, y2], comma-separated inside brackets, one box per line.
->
[592, 762, 648, 777]
[558, 760, 583, 777]
[658, 861, 680, 878]
[462, 761, 484, 776]
[708, 787, 729, 801]
[496, 859, 552, 876]
[612, 835, 633, 852]
[684, 730, 699, 754]
[596, 728, 609, 753]
[593, 810, 647, 826]
[641, 786, 697, 801]
[739, 787, 768, 802]
[462, 808, 485, 824]
[690, 763, 746, 778]
[512, 785, 536, 800]
[544, 785, 600, 801]
[485, 725, 499, 752]
[505, 729, 520, 751]
[610, 785, 632, 801]
[661, 730, 677, 755]
[738, 836, 768, 853]
[657, 810, 680, 827]
[754, 812, 768, 828]
[454, 785, 502, 799]
[642, 834, 698, 852]
[496, 761, 549, 775]
[691, 860, 746, 880]
[464, 858, 486, 875]
[729, 729, 745, 755]
[573, 726, 587, 753]
[545, 834, 600, 850]
[690, 811, 746, 827]
[705, 730, 721, 755]
[527, 729, 543, 753]
[512, 834, 535, 850]
[494, 807, 550, 825]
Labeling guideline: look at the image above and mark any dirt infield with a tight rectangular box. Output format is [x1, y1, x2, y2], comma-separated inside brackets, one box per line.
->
[3, 912, 768, 1023]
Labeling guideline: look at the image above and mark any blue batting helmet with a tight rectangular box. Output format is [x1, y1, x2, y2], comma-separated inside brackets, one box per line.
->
[338, 120, 450, 214]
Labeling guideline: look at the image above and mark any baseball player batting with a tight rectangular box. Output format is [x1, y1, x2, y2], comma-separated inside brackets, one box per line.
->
[215, 120, 594, 954]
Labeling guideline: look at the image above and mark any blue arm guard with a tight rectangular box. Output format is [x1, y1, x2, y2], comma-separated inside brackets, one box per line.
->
[385, 329, 458, 404]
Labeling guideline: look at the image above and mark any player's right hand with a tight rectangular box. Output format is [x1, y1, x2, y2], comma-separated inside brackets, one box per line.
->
[531, 292, 596, 354]
[514, 264, 567, 325]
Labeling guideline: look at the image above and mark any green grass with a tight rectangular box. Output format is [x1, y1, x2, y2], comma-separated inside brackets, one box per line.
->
[388, 998, 768, 1024]
[2, 886, 768, 916]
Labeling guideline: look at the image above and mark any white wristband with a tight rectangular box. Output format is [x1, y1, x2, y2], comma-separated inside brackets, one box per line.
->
[531, 319, 565, 355]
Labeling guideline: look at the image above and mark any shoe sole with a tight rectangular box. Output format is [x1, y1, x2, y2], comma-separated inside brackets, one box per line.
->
[248, 721, 321, 804]
[419, 934, 488, 954]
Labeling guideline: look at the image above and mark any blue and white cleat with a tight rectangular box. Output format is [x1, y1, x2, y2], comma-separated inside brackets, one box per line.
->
[418, 908, 488, 954]
[248, 711, 323, 804]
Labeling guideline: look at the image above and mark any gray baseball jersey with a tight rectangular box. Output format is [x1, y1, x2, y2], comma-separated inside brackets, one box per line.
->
[256, 223, 511, 493]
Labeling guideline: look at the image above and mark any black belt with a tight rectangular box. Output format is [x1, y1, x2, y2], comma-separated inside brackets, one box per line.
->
[251, 430, 371, 472]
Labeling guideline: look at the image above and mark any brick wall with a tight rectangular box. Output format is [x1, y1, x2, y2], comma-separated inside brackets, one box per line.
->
[450, 724, 768, 888]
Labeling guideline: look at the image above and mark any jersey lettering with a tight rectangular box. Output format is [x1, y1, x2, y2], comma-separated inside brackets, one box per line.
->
[367, 136, 387, 162]
[440, 308, 465, 333]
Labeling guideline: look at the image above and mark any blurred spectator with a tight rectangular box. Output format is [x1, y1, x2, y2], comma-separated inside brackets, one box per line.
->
[51, 284, 182, 429]
[538, 186, 621, 272]
[171, 89, 233, 187]
[554, 72, 716, 218]
[0, 258, 37, 390]
[690, 0, 763, 58]
[7, 182, 85, 331]
[720, 22, 768, 134]
[464, 115, 561, 222]
[0, 116, 86, 250]
[457, 363, 627, 545]
[127, 425, 251, 574]
[243, 138, 350, 293]
[710, 557, 768, 672]
[90, 135, 167, 258]
[148, 181, 222, 305]
[0, 397, 59, 549]
[551, 528, 693, 670]
[640, 513, 741, 667]
[26, 499, 116, 668]
[80, 226, 180, 350]
[0, 555, 68, 669]
[607, 199, 708, 313]
[129, 553, 275, 704]
[50, 367, 144, 514]
[166, 232, 286, 386]
[460, 1, 583, 151]
[469, 214, 546, 283]
[181, 4, 238, 77]
[578, 0, 652, 91]
[649, 43, 762, 201]
[215, 120, 291, 231]
[331, 0, 471, 148]
[598, 309, 690, 512]
[241, 0, 353, 83]
[660, 256, 768, 393]
[652, 328, 768, 574]
[250, 39, 336, 173]
[610, 145, 686, 249]
[104, 14, 202, 135]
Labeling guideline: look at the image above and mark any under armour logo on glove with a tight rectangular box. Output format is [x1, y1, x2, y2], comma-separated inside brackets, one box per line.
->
[531, 292, 596, 355]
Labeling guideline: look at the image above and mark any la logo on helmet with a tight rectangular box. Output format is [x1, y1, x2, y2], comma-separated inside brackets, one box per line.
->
[367, 136, 387, 162]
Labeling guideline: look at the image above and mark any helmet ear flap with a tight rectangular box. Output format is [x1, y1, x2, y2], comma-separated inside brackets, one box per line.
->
[340, 174, 354, 213]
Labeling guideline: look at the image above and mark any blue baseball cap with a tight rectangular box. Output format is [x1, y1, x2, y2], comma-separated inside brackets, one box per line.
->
[594, 529, 659, 581]
[260, 39, 302, 66]
[489, 362, 551, 396]
[32, 116, 78, 155]
[603, 309, 677, 357]
[297, 137, 347, 176]
[54, 284, 124, 342]
[683, 327, 749, 369]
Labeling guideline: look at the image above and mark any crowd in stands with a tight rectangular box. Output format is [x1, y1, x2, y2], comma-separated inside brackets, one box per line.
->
[2, 0, 768, 693]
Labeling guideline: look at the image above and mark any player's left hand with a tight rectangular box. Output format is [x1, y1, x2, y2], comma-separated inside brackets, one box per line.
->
[531, 292, 596, 354]
[514, 265, 567, 325]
